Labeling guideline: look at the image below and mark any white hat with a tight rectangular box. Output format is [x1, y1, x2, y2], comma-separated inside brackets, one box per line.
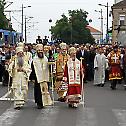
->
[69, 47, 76, 54]
[60, 42, 67, 49]
[16, 46, 24, 54]
[36, 44, 43, 51]
[18, 42, 24, 47]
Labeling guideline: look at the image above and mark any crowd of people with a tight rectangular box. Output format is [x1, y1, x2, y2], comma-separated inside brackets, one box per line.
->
[0, 40, 126, 110]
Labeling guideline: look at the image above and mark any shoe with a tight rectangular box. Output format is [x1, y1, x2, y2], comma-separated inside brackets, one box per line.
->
[110, 86, 116, 90]
[97, 84, 101, 87]
[14, 107, 21, 110]
[101, 84, 104, 87]
[37, 104, 44, 109]
[58, 97, 65, 102]
[73, 103, 78, 108]
[68, 104, 73, 108]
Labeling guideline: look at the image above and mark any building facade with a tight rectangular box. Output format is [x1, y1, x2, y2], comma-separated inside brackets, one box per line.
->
[87, 26, 102, 44]
[115, 0, 123, 4]
[112, 0, 126, 45]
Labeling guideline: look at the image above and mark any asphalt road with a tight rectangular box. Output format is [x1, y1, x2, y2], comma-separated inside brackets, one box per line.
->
[0, 81, 126, 126]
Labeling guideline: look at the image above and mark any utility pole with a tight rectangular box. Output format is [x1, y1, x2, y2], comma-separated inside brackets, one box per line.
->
[25, 16, 27, 43]
[21, 4, 23, 41]
[95, 9, 103, 43]
[101, 9, 103, 43]
[21, 4, 31, 42]
[106, 2, 109, 43]
[98, 2, 109, 43]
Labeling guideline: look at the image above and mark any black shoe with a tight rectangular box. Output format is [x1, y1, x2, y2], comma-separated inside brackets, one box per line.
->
[14, 107, 21, 110]
[110, 86, 116, 90]
[58, 97, 65, 102]
[97, 84, 101, 87]
[101, 84, 104, 87]
[37, 104, 44, 109]
[68, 104, 73, 108]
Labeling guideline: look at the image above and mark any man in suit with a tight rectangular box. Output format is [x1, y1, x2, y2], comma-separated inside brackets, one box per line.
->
[76, 45, 89, 83]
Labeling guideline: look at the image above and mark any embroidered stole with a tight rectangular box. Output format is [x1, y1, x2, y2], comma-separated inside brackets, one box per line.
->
[68, 59, 80, 85]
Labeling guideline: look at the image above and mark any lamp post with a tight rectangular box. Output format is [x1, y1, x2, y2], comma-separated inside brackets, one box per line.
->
[21, 4, 31, 41]
[49, 19, 52, 41]
[95, 9, 103, 43]
[98, 2, 109, 43]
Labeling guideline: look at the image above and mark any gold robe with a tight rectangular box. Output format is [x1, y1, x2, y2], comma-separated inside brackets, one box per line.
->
[8, 56, 31, 108]
[55, 53, 69, 98]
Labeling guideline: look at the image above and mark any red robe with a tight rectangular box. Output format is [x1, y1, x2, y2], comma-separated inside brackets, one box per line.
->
[63, 58, 83, 103]
[108, 51, 122, 80]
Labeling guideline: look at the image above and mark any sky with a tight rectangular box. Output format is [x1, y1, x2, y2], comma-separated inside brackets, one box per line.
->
[5, 0, 115, 43]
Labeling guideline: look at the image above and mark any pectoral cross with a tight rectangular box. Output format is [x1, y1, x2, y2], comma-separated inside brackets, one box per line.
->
[112, 54, 118, 63]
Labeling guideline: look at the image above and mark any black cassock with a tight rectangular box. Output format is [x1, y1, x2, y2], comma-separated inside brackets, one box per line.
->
[30, 62, 43, 108]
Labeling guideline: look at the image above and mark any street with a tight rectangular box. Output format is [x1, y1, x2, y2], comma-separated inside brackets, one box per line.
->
[0, 81, 126, 126]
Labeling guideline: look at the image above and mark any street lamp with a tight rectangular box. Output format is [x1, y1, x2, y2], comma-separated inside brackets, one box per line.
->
[98, 2, 109, 43]
[49, 19, 52, 41]
[95, 9, 103, 43]
[21, 4, 31, 41]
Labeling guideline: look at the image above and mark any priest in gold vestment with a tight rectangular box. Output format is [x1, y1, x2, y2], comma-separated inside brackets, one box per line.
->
[8, 46, 31, 109]
[55, 42, 69, 102]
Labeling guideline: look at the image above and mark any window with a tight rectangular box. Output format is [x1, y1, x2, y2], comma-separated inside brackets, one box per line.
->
[119, 14, 125, 26]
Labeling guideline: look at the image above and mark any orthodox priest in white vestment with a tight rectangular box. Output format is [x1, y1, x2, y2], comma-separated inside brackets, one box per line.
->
[30, 44, 52, 109]
[94, 47, 108, 87]
[8, 46, 31, 109]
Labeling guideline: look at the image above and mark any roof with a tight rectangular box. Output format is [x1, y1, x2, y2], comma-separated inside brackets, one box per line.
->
[86, 26, 101, 33]
[112, 0, 126, 8]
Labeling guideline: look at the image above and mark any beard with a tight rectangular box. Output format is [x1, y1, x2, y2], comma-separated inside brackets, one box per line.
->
[17, 56, 24, 67]
[37, 52, 44, 58]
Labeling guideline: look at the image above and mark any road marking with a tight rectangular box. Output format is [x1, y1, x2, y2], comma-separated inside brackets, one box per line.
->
[0, 108, 21, 126]
[113, 109, 126, 126]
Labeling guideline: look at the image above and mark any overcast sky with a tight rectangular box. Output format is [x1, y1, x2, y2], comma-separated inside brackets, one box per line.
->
[6, 0, 114, 43]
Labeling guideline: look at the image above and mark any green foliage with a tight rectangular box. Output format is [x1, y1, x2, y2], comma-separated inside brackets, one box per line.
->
[50, 9, 95, 45]
[0, 0, 13, 30]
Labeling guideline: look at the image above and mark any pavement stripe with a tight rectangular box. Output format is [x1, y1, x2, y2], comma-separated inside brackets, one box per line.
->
[113, 109, 126, 126]
[0, 108, 21, 126]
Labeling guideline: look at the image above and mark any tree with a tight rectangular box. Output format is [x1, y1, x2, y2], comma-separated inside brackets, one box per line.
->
[0, 0, 13, 30]
[50, 9, 95, 44]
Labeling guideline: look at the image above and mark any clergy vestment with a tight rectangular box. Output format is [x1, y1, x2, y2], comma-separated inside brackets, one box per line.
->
[55, 53, 69, 100]
[63, 58, 83, 104]
[24, 51, 33, 66]
[107, 51, 123, 80]
[107, 50, 123, 89]
[94, 53, 108, 85]
[32, 55, 52, 107]
[8, 56, 31, 109]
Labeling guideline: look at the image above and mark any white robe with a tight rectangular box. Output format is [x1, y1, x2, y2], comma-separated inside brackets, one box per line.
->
[94, 53, 108, 85]
[8, 56, 31, 108]
[33, 55, 52, 106]
[33, 55, 49, 83]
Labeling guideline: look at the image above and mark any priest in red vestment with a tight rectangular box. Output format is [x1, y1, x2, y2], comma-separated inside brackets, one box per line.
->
[63, 47, 84, 108]
[107, 45, 123, 90]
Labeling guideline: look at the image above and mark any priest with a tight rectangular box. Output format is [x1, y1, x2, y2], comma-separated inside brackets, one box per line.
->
[30, 44, 52, 109]
[8, 46, 31, 109]
[63, 47, 84, 108]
